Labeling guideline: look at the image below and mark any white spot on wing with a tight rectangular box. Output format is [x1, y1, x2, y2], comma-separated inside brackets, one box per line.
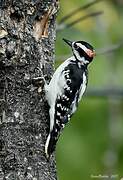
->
[57, 112, 61, 116]
[56, 119, 59, 124]
[66, 86, 70, 91]
[57, 104, 61, 107]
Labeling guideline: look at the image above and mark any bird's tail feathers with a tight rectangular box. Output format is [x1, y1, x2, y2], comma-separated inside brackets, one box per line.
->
[45, 133, 51, 159]
[45, 131, 57, 160]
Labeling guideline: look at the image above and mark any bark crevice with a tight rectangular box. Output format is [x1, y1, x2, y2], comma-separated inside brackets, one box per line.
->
[0, 0, 59, 179]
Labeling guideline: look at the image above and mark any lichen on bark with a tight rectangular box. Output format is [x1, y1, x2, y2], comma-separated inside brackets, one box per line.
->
[0, 0, 59, 179]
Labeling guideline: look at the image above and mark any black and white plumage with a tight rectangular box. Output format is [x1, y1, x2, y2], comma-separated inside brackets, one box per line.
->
[45, 39, 95, 159]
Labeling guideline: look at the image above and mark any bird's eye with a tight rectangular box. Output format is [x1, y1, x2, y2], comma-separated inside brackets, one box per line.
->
[74, 44, 79, 49]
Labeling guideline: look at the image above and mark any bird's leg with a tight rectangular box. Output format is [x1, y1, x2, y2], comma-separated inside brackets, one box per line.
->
[31, 65, 49, 93]
[32, 75, 47, 86]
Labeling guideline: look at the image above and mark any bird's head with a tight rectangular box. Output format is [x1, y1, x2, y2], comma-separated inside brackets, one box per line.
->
[63, 38, 95, 65]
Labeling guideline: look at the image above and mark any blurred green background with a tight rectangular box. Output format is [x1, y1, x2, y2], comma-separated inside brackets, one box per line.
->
[55, 0, 123, 179]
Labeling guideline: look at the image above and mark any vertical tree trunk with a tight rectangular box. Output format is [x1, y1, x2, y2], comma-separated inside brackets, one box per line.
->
[0, 0, 59, 179]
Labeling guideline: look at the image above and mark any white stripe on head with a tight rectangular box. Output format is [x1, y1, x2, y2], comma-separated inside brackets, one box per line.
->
[76, 43, 88, 52]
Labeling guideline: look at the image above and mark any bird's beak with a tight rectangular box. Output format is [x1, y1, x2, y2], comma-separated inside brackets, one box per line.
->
[86, 49, 96, 58]
[63, 38, 73, 47]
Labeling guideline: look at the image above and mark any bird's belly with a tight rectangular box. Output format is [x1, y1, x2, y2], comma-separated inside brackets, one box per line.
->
[45, 75, 66, 106]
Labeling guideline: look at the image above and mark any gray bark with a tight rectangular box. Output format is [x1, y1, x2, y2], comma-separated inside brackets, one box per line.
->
[0, 0, 59, 179]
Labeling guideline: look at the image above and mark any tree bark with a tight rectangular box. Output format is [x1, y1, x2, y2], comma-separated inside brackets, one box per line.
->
[0, 0, 59, 179]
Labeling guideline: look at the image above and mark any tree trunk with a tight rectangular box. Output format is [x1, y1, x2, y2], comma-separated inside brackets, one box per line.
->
[0, 0, 59, 179]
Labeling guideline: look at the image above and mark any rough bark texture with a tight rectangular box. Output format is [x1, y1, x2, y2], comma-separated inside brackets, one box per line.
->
[0, 0, 59, 179]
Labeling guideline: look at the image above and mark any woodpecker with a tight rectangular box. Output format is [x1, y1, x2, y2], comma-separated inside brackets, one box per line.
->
[45, 38, 95, 159]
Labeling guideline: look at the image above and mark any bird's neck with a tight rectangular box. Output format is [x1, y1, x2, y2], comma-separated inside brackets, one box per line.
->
[71, 56, 88, 68]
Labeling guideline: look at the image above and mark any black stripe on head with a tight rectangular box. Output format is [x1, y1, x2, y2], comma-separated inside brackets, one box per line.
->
[76, 41, 94, 51]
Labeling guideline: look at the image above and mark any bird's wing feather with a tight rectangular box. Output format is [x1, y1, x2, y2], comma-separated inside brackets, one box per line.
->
[54, 62, 87, 129]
